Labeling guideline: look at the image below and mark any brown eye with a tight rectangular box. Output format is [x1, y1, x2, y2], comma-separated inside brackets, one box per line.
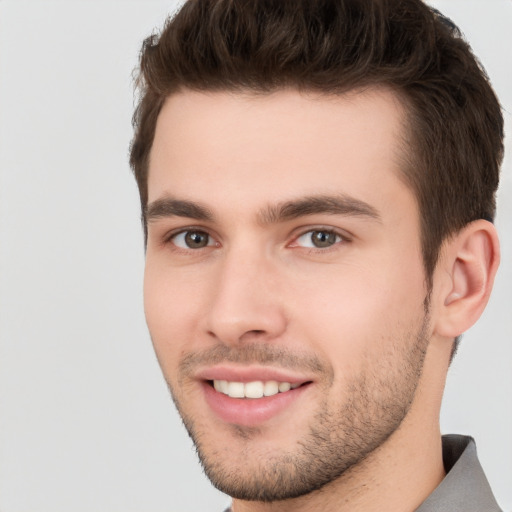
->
[295, 229, 342, 249]
[310, 230, 338, 248]
[172, 230, 213, 249]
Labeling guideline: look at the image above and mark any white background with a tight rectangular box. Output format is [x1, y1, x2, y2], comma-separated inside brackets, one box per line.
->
[0, 1, 510, 511]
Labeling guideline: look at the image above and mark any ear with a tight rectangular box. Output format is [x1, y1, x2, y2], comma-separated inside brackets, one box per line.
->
[434, 220, 500, 338]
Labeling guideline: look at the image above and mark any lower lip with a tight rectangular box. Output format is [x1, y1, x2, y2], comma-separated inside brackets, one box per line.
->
[202, 382, 310, 426]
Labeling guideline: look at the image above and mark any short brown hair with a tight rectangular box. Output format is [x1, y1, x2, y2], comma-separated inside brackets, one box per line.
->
[130, 0, 503, 282]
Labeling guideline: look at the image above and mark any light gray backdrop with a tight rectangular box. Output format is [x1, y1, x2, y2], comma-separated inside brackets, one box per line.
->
[0, 1, 510, 511]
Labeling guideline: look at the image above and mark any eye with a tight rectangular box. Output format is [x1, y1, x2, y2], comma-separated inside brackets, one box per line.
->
[171, 230, 215, 249]
[294, 229, 343, 249]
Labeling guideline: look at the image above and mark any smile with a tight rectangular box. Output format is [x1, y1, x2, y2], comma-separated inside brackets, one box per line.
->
[212, 380, 302, 398]
[203, 378, 312, 426]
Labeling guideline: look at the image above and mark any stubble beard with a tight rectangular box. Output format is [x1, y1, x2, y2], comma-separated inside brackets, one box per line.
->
[167, 313, 431, 503]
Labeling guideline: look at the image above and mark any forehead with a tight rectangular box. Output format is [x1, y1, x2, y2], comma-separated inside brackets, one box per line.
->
[148, 88, 413, 220]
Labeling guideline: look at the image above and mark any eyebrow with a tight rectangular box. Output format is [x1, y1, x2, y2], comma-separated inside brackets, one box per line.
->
[145, 194, 381, 225]
[259, 194, 381, 224]
[146, 198, 214, 222]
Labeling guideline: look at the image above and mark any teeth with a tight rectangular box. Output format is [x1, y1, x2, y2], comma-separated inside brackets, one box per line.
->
[263, 380, 279, 396]
[212, 380, 302, 399]
[278, 382, 291, 392]
[244, 381, 264, 399]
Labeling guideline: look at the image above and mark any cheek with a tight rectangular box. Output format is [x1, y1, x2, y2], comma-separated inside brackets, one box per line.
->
[289, 255, 427, 373]
[143, 262, 203, 375]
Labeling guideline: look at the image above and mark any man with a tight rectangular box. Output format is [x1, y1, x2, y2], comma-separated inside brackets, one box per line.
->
[129, 0, 504, 510]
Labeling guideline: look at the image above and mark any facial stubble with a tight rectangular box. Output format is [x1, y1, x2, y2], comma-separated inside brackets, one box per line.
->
[165, 313, 430, 503]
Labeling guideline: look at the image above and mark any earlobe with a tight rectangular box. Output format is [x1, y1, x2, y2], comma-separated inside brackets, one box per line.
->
[435, 220, 500, 338]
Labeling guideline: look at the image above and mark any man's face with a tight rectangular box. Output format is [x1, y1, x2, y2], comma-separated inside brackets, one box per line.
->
[144, 89, 432, 501]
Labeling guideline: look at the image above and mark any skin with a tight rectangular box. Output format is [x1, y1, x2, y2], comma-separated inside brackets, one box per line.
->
[143, 88, 499, 512]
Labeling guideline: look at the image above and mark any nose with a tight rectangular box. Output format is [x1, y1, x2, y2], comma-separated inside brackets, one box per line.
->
[203, 248, 287, 346]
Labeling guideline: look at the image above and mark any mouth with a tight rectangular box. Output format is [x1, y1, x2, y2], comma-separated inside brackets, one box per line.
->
[209, 379, 305, 398]
[199, 372, 313, 426]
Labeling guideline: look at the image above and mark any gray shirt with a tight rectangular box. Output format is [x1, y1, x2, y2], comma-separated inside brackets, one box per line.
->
[223, 435, 502, 511]
[416, 434, 502, 511]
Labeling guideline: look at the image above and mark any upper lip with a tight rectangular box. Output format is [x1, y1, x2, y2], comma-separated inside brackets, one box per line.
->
[195, 365, 314, 385]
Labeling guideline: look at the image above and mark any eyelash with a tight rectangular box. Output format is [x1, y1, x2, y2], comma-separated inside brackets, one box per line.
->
[290, 227, 349, 252]
[164, 227, 217, 252]
[163, 226, 350, 253]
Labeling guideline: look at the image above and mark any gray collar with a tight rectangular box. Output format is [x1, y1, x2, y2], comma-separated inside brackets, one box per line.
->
[415, 434, 502, 512]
